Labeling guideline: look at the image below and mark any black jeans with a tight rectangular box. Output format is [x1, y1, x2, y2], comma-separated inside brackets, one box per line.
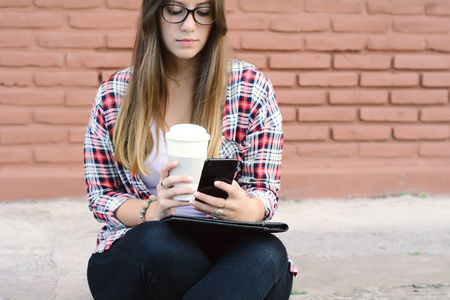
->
[87, 221, 293, 300]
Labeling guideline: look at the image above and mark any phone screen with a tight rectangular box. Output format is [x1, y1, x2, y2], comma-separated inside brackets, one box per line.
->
[196, 159, 238, 199]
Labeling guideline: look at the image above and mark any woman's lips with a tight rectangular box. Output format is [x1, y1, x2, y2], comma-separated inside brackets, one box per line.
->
[177, 39, 197, 46]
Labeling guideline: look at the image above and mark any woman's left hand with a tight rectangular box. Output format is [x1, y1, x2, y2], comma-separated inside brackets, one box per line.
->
[190, 180, 265, 223]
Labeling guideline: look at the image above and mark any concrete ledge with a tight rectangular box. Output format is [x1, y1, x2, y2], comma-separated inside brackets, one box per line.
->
[280, 167, 450, 199]
[1, 165, 450, 201]
[0, 167, 85, 201]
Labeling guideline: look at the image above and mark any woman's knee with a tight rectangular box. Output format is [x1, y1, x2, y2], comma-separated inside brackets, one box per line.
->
[235, 233, 289, 270]
[92, 222, 213, 299]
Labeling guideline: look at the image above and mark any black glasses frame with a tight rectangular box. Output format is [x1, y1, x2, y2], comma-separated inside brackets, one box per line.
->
[160, 4, 216, 25]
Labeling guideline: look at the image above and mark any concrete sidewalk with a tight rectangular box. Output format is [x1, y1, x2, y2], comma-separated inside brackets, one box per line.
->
[1, 195, 450, 299]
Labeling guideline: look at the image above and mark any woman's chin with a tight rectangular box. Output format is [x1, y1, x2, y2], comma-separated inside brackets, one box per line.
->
[170, 50, 202, 62]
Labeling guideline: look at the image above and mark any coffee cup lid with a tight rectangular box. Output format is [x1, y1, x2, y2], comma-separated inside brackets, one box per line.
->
[165, 124, 211, 142]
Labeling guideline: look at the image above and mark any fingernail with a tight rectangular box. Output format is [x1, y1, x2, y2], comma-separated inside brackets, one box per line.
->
[189, 199, 195, 205]
[172, 161, 178, 165]
[214, 181, 220, 186]
[193, 192, 199, 198]
[187, 176, 193, 182]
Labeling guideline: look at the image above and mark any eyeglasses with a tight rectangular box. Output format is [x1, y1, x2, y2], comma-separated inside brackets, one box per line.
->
[160, 4, 215, 26]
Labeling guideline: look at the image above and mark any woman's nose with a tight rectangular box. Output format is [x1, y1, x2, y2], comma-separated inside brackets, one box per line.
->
[181, 12, 196, 31]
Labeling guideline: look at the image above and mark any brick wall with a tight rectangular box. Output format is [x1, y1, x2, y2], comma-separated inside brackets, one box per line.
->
[1, 0, 450, 200]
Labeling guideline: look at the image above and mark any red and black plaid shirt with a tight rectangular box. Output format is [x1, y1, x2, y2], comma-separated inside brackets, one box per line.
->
[84, 60, 296, 274]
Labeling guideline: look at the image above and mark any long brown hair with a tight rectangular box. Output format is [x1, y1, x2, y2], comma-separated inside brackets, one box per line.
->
[113, 0, 229, 175]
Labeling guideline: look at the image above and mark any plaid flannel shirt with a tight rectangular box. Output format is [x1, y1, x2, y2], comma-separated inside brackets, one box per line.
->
[84, 60, 297, 275]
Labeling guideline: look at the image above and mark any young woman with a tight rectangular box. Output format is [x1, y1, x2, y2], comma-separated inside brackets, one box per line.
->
[84, 0, 296, 299]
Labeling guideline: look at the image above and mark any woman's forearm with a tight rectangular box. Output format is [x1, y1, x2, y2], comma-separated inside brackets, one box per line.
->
[115, 198, 159, 227]
[115, 198, 144, 227]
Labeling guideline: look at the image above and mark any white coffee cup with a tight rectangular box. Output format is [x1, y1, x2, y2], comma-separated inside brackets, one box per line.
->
[165, 124, 210, 201]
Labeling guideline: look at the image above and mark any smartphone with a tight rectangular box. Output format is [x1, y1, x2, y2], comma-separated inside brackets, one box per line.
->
[196, 158, 238, 199]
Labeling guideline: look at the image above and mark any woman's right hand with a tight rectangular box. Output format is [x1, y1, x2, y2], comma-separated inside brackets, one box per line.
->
[145, 161, 193, 221]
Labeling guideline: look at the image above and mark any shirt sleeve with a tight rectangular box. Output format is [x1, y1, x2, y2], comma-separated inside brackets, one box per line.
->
[84, 83, 133, 229]
[237, 71, 284, 221]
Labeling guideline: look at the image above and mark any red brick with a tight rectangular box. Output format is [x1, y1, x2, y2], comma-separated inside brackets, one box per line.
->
[332, 126, 392, 141]
[282, 143, 297, 159]
[391, 90, 448, 105]
[227, 33, 241, 50]
[0, 89, 65, 106]
[263, 72, 297, 88]
[34, 108, 91, 125]
[67, 53, 132, 69]
[367, 0, 425, 15]
[0, 12, 65, 28]
[0, 147, 32, 164]
[279, 107, 297, 122]
[227, 15, 269, 30]
[332, 17, 391, 33]
[69, 127, 86, 143]
[34, 71, 99, 87]
[106, 0, 141, 10]
[368, 35, 425, 51]
[304, 0, 363, 14]
[224, 0, 238, 12]
[38, 33, 105, 49]
[419, 142, 450, 157]
[0, 52, 63, 67]
[427, 38, 450, 52]
[234, 53, 267, 69]
[270, 54, 331, 70]
[0, 0, 31, 7]
[284, 125, 329, 141]
[270, 17, 329, 33]
[299, 72, 358, 87]
[334, 54, 391, 70]
[0, 32, 33, 48]
[240, 0, 302, 13]
[360, 72, 419, 87]
[69, 13, 138, 29]
[298, 108, 356, 122]
[421, 107, 450, 122]
[306, 36, 366, 51]
[360, 108, 418, 122]
[276, 90, 327, 105]
[422, 73, 450, 87]
[66, 89, 101, 107]
[34, 0, 101, 8]
[394, 19, 448, 33]
[394, 55, 449, 70]
[0, 71, 33, 87]
[359, 143, 417, 158]
[241, 34, 303, 51]
[0, 127, 67, 145]
[426, 1, 450, 16]
[297, 143, 358, 157]
[106, 33, 135, 49]
[34, 146, 83, 163]
[330, 90, 389, 105]
[394, 126, 450, 140]
[0, 107, 33, 125]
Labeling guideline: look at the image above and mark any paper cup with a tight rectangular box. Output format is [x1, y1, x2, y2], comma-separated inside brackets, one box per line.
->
[165, 124, 210, 201]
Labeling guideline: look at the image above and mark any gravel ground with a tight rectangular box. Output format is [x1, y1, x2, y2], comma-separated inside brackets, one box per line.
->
[1, 195, 449, 299]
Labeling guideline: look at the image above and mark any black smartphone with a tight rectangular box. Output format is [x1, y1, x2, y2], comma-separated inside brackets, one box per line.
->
[196, 158, 238, 199]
